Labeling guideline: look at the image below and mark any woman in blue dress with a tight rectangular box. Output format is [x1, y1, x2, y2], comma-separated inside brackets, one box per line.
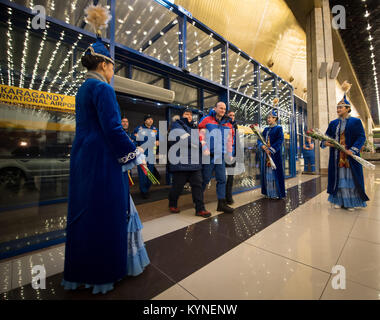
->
[257, 109, 286, 199]
[321, 82, 369, 211]
[303, 136, 315, 172]
[62, 5, 149, 294]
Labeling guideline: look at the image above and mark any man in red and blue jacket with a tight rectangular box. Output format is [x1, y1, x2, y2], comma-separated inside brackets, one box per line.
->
[198, 102, 234, 213]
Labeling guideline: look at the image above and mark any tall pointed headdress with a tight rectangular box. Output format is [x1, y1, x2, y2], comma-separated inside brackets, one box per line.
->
[83, 4, 114, 64]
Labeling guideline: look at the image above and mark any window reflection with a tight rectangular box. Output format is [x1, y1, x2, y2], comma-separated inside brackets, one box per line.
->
[278, 80, 292, 113]
[186, 22, 225, 84]
[171, 80, 198, 108]
[280, 111, 291, 176]
[11, 0, 101, 30]
[260, 69, 275, 105]
[131, 67, 164, 88]
[204, 91, 219, 109]
[229, 49, 256, 97]
[229, 93, 260, 192]
[115, 0, 179, 67]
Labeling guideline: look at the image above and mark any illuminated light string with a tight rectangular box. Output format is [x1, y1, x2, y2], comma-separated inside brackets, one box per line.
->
[47, 34, 83, 92]
[6, 8, 14, 86]
[67, 0, 79, 24]
[29, 25, 49, 90]
[19, 18, 31, 88]
[0, 66, 4, 85]
[362, 3, 380, 121]
[58, 53, 86, 93]
[64, 70, 86, 96]
[38, 30, 65, 91]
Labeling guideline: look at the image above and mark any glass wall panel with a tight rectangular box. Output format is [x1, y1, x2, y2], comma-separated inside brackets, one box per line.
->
[115, 0, 179, 67]
[131, 66, 164, 88]
[0, 14, 90, 258]
[186, 22, 225, 84]
[296, 108, 302, 159]
[0, 11, 89, 96]
[260, 68, 275, 105]
[280, 111, 291, 177]
[11, 0, 103, 32]
[229, 93, 260, 192]
[260, 103, 274, 129]
[203, 90, 219, 109]
[171, 80, 198, 108]
[278, 80, 292, 113]
[228, 49, 256, 97]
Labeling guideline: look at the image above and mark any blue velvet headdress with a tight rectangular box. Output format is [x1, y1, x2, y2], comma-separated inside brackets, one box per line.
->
[84, 4, 114, 65]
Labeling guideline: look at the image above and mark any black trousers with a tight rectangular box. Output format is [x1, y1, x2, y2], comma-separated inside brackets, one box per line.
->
[226, 174, 234, 201]
[169, 170, 205, 212]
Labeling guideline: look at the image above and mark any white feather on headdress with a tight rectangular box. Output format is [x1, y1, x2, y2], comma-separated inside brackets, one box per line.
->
[84, 4, 112, 36]
[341, 80, 352, 93]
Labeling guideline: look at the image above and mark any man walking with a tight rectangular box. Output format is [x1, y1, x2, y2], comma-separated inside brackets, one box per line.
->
[133, 115, 159, 199]
[198, 102, 234, 213]
[168, 108, 211, 218]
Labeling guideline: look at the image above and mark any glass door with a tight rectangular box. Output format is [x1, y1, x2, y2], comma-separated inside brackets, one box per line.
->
[279, 111, 292, 177]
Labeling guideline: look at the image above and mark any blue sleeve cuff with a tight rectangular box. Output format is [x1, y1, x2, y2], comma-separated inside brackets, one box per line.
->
[320, 141, 326, 149]
[350, 147, 360, 155]
[118, 149, 138, 164]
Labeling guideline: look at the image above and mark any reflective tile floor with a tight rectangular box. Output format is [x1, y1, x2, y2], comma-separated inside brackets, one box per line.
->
[1, 167, 380, 300]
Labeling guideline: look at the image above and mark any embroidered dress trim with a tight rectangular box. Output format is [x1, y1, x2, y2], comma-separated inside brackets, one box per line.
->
[118, 150, 138, 164]
[265, 166, 279, 198]
[350, 146, 359, 154]
[328, 167, 367, 208]
[86, 46, 115, 65]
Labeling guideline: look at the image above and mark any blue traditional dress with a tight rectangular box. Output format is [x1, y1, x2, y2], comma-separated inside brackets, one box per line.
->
[303, 140, 315, 172]
[322, 115, 369, 208]
[61, 47, 149, 293]
[257, 123, 286, 199]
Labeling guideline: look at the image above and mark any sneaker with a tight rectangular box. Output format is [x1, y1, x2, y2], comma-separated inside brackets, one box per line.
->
[169, 207, 180, 213]
[196, 210, 211, 218]
[347, 208, 355, 212]
[334, 205, 341, 209]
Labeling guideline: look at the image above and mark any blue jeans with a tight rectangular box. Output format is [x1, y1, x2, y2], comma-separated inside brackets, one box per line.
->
[202, 158, 226, 200]
[138, 163, 155, 193]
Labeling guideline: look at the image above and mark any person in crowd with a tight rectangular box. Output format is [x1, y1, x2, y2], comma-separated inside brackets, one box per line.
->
[121, 117, 135, 143]
[133, 114, 159, 199]
[198, 102, 234, 213]
[168, 108, 211, 218]
[303, 135, 315, 172]
[321, 81, 369, 211]
[225, 110, 238, 204]
[62, 4, 149, 295]
[257, 106, 286, 199]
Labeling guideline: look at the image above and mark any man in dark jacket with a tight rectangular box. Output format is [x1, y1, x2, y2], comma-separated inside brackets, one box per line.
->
[168, 108, 211, 218]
